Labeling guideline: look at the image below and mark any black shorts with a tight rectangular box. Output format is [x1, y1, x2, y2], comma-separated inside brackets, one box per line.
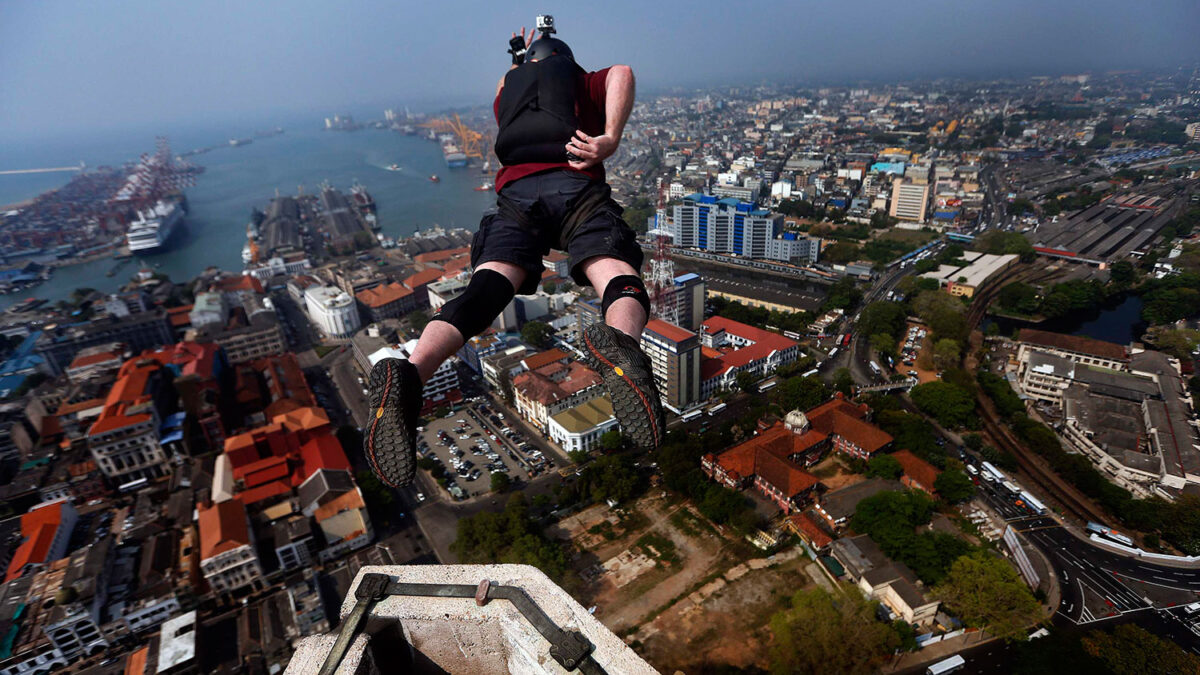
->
[470, 169, 644, 296]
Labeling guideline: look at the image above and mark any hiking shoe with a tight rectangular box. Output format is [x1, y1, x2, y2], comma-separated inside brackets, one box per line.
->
[581, 323, 666, 452]
[364, 358, 423, 487]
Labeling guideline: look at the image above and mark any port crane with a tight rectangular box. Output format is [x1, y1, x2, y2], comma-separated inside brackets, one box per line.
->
[417, 114, 491, 162]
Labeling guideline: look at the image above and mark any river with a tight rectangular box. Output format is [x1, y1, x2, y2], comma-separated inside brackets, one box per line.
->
[0, 124, 495, 309]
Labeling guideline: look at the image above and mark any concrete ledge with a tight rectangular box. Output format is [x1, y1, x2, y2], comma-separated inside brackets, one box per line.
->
[287, 564, 658, 675]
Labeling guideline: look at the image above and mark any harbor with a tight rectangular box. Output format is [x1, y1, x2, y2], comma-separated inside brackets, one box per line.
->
[0, 126, 494, 309]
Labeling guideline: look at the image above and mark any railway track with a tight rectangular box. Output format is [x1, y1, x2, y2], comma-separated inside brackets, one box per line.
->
[965, 262, 1113, 524]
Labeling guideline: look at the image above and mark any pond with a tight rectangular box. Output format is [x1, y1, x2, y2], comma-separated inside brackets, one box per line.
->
[984, 294, 1146, 345]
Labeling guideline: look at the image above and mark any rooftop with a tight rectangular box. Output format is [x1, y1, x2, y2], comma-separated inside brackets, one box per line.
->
[198, 499, 251, 560]
[1019, 328, 1128, 362]
[550, 396, 615, 434]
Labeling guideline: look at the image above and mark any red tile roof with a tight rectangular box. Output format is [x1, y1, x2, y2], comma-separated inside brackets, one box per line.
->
[755, 451, 821, 496]
[1018, 328, 1128, 362]
[87, 357, 160, 435]
[892, 449, 942, 493]
[235, 479, 293, 506]
[197, 500, 250, 560]
[512, 362, 600, 406]
[645, 319, 696, 343]
[68, 349, 123, 370]
[313, 488, 367, 522]
[356, 282, 413, 308]
[300, 434, 351, 478]
[805, 397, 893, 455]
[699, 316, 798, 373]
[166, 305, 194, 327]
[787, 512, 833, 549]
[403, 268, 444, 289]
[124, 646, 150, 675]
[522, 348, 568, 372]
[236, 455, 290, 487]
[210, 274, 265, 294]
[414, 246, 470, 264]
[5, 501, 66, 582]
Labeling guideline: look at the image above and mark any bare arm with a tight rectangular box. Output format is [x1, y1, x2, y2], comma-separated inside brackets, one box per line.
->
[603, 65, 635, 142]
[566, 64, 636, 170]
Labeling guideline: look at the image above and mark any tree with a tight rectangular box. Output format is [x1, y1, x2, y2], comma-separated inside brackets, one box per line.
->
[567, 448, 589, 464]
[934, 551, 1041, 641]
[865, 454, 903, 479]
[822, 241, 861, 264]
[490, 471, 511, 492]
[542, 281, 557, 294]
[769, 585, 900, 675]
[832, 368, 854, 397]
[870, 332, 897, 358]
[998, 282, 1041, 315]
[453, 493, 569, 579]
[774, 376, 828, 412]
[599, 430, 623, 452]
[736, 371, 758, 393]
[932, 338, 962, 371]
[520, 320, 554, 348]
[1081, 623, 1200, 675]
[1109, 260, 1135, 286]
[911, 381, 976, 429]
[408, 310, 430, 332]
[934, 469, 975, 503]
[858, 301, 908, 342]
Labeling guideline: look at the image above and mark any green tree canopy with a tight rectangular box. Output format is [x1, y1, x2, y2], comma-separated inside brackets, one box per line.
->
[932, 338, 962, 371]
[769, 585, 900, 675]
[911, 381, 977, 429]
[934, 550, 1041, 641]
[453, 493, 569, 579]
[774, 375, 829, 412]
[599, 430, 623, 452]
[822, 241, 861, 264]
[998, 282, 1041, 315]
[858, 301, 909, 342]
[866, 454, 904, 479]
[520, 320, 555, 349]
[490, 471, 511, 492]
[832, 368, 854, 397]
[934, 468, 975, 503]
[1081, 622, 1200, 675]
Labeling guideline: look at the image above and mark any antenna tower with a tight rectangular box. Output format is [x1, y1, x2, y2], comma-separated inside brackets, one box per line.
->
[647, 177, 678, 325]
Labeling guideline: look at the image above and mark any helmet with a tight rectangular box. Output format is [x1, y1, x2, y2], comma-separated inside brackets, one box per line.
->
[526, 37, 574, 63]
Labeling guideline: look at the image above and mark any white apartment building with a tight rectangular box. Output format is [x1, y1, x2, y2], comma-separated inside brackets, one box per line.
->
[670, 194, 782, 259]
[889, 180, 930, 223]
[304, 285, 361, 338]
[548, 396, 618, 453]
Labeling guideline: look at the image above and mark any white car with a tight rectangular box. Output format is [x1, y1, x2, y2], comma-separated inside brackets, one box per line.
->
[415, 492, 426, 502]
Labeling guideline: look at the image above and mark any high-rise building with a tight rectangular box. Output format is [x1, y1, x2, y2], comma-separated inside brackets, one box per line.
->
[641, 319, 702, 412]
[86, 355, 177, 484]
[670, 194, 782, 259]
[669, 273, 707, 332]
[889, 180, 930, 223]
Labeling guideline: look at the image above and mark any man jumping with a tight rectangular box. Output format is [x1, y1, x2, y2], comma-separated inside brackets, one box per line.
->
[364, 19, 665, 488]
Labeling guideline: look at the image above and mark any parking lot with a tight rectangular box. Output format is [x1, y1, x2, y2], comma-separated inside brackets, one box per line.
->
[417, 400, 557, 501]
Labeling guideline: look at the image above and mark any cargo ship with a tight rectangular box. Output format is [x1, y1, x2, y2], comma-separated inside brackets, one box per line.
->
[126, 199, 184, 253]
[351, 182, 376, 214]
[229, 138, 253, 147]
[442, 142, 468, 168]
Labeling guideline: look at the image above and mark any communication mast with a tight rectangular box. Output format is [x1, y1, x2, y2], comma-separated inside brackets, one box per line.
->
[646, 177, 678, 325]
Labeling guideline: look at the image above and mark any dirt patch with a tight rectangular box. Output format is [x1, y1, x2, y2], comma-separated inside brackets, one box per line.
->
[632, 550, 813, 673]
[897, 321, 941, 384]
[809, 454, 866, 491]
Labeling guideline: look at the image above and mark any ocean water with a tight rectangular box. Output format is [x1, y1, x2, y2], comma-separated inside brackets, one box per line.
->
[0, 121, 495, 308]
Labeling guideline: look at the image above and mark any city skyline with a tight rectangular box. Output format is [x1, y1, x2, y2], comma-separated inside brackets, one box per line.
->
[3, 0, 1199, 141]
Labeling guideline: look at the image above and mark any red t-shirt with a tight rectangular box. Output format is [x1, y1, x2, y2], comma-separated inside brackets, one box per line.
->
[492, 66, 610, 193]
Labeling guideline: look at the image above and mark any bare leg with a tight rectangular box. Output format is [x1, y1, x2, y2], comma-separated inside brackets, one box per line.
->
[407, 261, 525, 382]
[580, 256, 648, 339]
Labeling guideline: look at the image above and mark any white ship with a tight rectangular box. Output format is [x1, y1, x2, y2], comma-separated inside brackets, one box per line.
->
[126, 200, 184, 253]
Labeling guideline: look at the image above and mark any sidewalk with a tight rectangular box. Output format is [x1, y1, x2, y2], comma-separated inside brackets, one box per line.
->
[881, 629, 994, 673]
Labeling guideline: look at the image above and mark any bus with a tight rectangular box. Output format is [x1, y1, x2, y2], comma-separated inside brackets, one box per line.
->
[981, 461, 1006, 483]
[1020, 490, 1047, 515]
[1086, 522, 1135, 547]
[758, 380, 778, 393]
[927, 655, 966, 675]
[841, 333, 853, 347]
[827, 348, 839, 360]
[869, 361, 881, 375]
[707, 403, 727, 416]
[680, 409, 703, 423]
[801, 368, 819, 378]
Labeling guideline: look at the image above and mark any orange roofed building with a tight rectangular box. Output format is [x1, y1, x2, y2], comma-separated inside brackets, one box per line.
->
[4, 499, 79, 583]
[702, 395, 893, 514]
[219, 406, 350, 507]
[86, 353, 178, 484]
[197, 499, 263, 594]
[699, 316, 800, 398]
[892, 449, 942, 495]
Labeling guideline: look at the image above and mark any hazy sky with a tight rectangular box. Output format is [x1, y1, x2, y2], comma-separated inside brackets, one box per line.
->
[3, 0, 1198, 140]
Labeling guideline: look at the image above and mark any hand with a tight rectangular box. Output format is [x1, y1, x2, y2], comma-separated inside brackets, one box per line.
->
[512, 25, 536, 49]
[566, 131, 618, 170]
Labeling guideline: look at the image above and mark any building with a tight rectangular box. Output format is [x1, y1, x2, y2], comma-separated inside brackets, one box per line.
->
[512, 360, 602, 431]
[830, 534, 939, 627]
[812, 478, 905, 530]
[156, 610, 199, 674]
[481, 345, 530, 392]
[889, 179, 930, 223]
[1017, 328, 1129, 371]
[702, 398, 893, 513]
[190, 293, 285, 364]
[4, 499, 78, 582]
[427, 277, 469, 311]
[892, 449, 941, 495]
[188, 292, 226, 328]
[640, 319, 701, 411]
[197, 500, 263, 595]
[699, 316, 799, 396]
[669, 194, 783, 259]
[547, 396, 618, 453]
[86, 354, 177, 484]
[667, 273, 707, 332]
[355, 281, 418, 322]
[918, 252, 1018, 298]
[765, 233, 821, 264]
[35, 309, 174, 375]
[304, 285, 361, 338]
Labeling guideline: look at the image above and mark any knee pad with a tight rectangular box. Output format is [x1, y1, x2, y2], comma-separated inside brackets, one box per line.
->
[602, 274, 651, 319]
[432, 269, 515, 338]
